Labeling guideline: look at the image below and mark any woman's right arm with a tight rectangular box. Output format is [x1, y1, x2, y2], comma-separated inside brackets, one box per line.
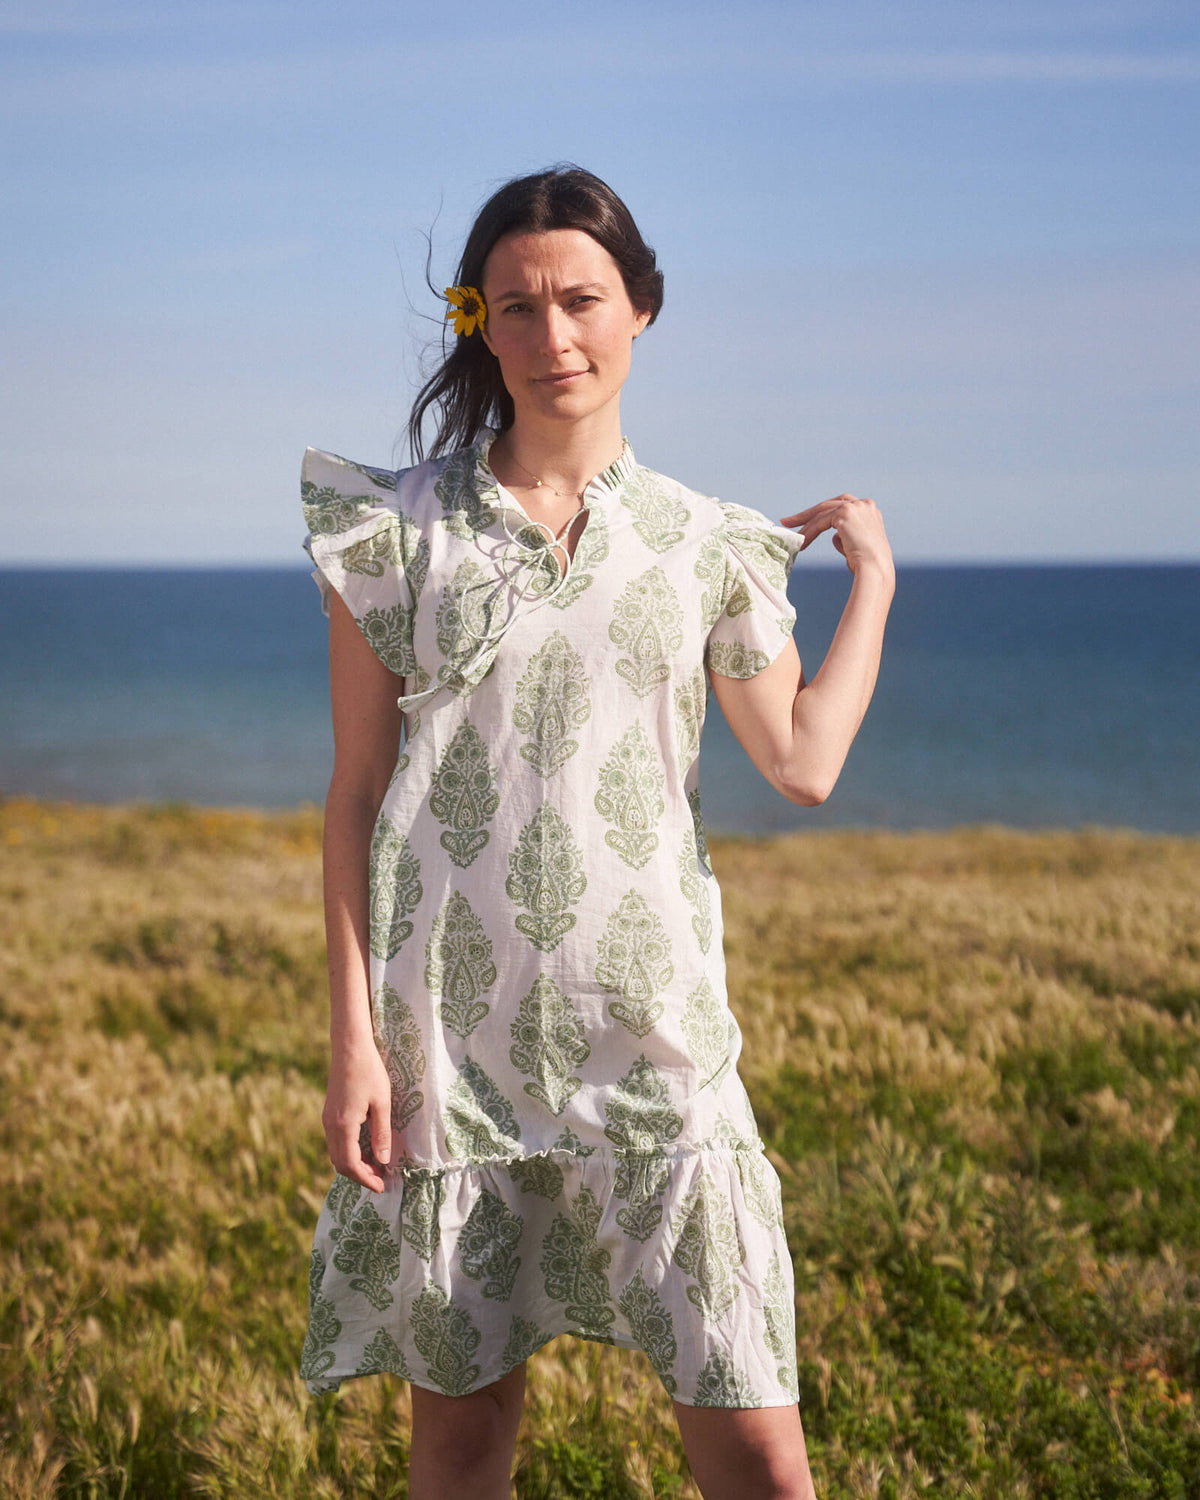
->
[321, 590, 406, 1193]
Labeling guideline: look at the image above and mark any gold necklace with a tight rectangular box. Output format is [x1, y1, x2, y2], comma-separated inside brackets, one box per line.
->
[503, 448, 587, 503]
[499, 437, 623, 504]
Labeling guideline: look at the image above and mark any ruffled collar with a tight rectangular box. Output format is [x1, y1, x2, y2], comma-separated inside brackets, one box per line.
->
[473, 428, 636, 515]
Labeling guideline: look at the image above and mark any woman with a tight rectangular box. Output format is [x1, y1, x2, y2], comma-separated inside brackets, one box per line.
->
[300, 166, 893, 1500]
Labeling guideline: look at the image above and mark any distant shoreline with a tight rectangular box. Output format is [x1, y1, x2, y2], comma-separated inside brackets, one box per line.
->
[4, 794, 1198, 849]
[3, 559, 1199, 572]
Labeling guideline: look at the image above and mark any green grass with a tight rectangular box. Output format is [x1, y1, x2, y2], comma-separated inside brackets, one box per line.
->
[2, 801, 1199, 1497]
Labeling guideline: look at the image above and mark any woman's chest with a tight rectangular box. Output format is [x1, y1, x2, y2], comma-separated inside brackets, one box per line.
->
[407, 504, 723, 686]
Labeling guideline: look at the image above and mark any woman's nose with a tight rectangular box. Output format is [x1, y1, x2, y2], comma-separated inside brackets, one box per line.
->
[539, 306, 572, 355]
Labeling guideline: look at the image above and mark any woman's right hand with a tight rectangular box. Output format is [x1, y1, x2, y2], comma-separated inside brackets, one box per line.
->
[323, 1041, 393, 1193]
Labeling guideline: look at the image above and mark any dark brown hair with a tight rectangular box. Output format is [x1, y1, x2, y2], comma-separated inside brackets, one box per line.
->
[407, 166, 664, 462]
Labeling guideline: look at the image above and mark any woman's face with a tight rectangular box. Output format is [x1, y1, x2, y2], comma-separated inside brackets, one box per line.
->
[480, 228, 650, 434]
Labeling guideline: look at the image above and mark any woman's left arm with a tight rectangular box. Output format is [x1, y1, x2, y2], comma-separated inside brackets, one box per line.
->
[710, 493, 895, 806]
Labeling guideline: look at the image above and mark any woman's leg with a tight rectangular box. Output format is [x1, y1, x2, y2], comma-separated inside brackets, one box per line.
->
[673, 1402, 817, 1500]
[408, 1364, 526, 1500]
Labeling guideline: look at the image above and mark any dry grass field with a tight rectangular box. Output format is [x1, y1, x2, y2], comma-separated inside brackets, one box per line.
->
[2, 799, 1199, 1498]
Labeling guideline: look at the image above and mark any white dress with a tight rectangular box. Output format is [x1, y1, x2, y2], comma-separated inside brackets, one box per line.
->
[299, 431, 803, 1407]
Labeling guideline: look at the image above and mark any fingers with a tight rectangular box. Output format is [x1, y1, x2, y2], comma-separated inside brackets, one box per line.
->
[780, 494, 884, 557]
[372, 1105, 392, 1171]
[323, 1045, 395, 1192]
[324, 1100, 391, 1193]
[327, 1143, 385, 1192]
[326, 1126, 386, 1193]
[780, 493, 869, 528]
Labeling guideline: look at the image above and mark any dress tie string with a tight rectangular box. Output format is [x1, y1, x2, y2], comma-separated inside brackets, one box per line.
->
[395, 503, 585, 715]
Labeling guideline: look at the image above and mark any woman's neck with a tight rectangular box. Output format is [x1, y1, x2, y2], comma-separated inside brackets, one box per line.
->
[490, 414, 626, 500]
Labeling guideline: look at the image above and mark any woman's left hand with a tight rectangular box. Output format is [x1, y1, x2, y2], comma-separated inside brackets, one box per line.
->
[782, 493, 895, 584]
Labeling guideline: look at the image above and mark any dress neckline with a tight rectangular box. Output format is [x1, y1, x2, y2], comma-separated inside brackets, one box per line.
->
[473, 428, 637, 521]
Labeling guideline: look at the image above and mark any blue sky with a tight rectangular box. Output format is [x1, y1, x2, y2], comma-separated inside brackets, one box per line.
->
[2, 0, 1197, 564]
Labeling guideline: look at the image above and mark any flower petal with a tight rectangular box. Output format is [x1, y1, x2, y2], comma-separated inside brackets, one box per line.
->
[444, 285, 486, 336]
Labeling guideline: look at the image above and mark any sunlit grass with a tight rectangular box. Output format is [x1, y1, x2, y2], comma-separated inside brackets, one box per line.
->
[2, 800, 1198, 1497]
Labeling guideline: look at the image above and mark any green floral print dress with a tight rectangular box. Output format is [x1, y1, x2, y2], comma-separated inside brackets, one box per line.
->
[300, 431, 803, 1407]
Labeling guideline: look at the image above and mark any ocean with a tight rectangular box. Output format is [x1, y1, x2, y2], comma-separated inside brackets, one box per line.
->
[1, 565, 1196, 834]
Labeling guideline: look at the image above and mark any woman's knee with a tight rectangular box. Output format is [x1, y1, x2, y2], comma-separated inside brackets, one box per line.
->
[410, 1365, 527, 1476]
[673, 1402, 815, 1500]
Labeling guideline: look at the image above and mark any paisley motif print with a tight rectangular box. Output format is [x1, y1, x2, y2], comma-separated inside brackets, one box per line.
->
[608, 566, 685, 697]
[429, 721, 500, 867]
[595, 891, 674, 1038]
[511, 630, 591, 778]
[594, 723, 666, 869]
[506, 807, 588, 952]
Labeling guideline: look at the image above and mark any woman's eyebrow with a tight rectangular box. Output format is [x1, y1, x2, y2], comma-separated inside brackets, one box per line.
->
[491, 281, 606, 301]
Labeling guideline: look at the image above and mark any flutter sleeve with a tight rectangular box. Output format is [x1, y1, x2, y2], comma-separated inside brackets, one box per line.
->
[704, 501, 803, 679]
[301, 447, 425, 679]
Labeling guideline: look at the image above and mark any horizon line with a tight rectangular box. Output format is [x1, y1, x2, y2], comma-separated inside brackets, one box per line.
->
[3, 557, 1198, 572]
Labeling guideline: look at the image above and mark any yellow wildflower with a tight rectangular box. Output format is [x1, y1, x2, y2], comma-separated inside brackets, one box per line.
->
[444, 284, 487, 337]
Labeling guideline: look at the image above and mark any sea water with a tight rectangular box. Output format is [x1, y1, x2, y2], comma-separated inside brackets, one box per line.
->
[1, 565, 1196, 833]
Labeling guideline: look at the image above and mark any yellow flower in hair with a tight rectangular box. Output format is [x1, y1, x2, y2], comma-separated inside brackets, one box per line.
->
[444, 285, 487, 337]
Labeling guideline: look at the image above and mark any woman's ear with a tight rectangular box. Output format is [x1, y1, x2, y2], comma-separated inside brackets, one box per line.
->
[632, 306, 652, 339]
